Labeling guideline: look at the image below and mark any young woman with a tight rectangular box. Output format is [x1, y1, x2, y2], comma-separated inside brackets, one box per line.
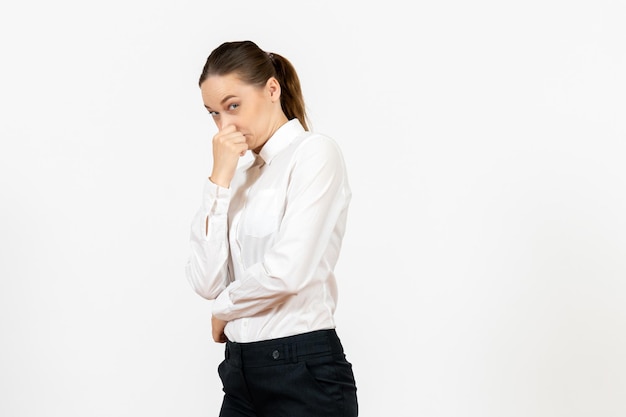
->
[185, 40, 358, 417]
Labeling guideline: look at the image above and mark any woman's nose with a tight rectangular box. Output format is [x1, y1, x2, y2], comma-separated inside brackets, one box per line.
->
[218, 114, 234, 131]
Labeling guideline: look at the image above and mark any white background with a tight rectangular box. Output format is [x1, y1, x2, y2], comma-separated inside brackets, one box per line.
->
[1, 1, 625, 416]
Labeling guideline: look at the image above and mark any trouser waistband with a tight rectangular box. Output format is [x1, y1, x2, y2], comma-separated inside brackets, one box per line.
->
[224, 329, 344, 368]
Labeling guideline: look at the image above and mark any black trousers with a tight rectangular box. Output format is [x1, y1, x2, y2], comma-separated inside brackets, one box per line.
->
[217, 329, 358, 417]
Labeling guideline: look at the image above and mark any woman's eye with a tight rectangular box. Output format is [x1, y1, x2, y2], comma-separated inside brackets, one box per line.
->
[208, 110, 218, 117]
[228, 103, 239, 111]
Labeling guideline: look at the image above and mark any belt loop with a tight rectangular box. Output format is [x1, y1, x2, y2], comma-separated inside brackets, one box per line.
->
[291, 342, 298, 363]
[225, 343, 230, 360]
[283, 343, 291, 363]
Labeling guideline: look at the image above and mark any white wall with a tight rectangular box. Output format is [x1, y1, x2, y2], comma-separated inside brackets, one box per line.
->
[1, 1, 625, 416]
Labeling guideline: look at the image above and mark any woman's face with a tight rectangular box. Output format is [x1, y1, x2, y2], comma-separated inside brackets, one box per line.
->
[200, 73, 281, 153]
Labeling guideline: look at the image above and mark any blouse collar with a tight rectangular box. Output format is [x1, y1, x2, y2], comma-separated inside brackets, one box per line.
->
[257, 119, 305, 165]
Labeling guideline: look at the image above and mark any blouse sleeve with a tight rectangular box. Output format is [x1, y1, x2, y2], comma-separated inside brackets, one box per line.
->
[185, 179, 232, 299]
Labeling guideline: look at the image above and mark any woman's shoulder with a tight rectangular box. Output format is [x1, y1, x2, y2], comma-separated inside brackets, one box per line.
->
[291, 130, 345, 158]
[285, 131, 348, 178]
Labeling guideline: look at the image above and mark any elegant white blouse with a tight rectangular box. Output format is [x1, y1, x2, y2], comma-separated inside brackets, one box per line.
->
[185, 119, 352, 343]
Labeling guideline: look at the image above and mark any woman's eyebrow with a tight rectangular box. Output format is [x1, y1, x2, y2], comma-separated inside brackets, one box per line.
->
[204, 95, 237, 111]
[220, 95, 236, 105]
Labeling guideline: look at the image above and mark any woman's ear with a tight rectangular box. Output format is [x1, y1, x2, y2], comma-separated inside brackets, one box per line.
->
[266, 77, 281, 102]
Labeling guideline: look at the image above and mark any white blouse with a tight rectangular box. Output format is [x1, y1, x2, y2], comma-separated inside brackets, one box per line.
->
[185, 119, 352, 343]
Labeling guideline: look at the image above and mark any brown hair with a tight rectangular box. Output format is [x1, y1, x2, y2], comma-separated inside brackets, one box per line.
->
[199, 40, 309, 131]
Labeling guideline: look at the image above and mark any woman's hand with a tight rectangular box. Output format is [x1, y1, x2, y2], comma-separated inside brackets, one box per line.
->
[211, 315, 228, 343]
[209, 125, 248, 188]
